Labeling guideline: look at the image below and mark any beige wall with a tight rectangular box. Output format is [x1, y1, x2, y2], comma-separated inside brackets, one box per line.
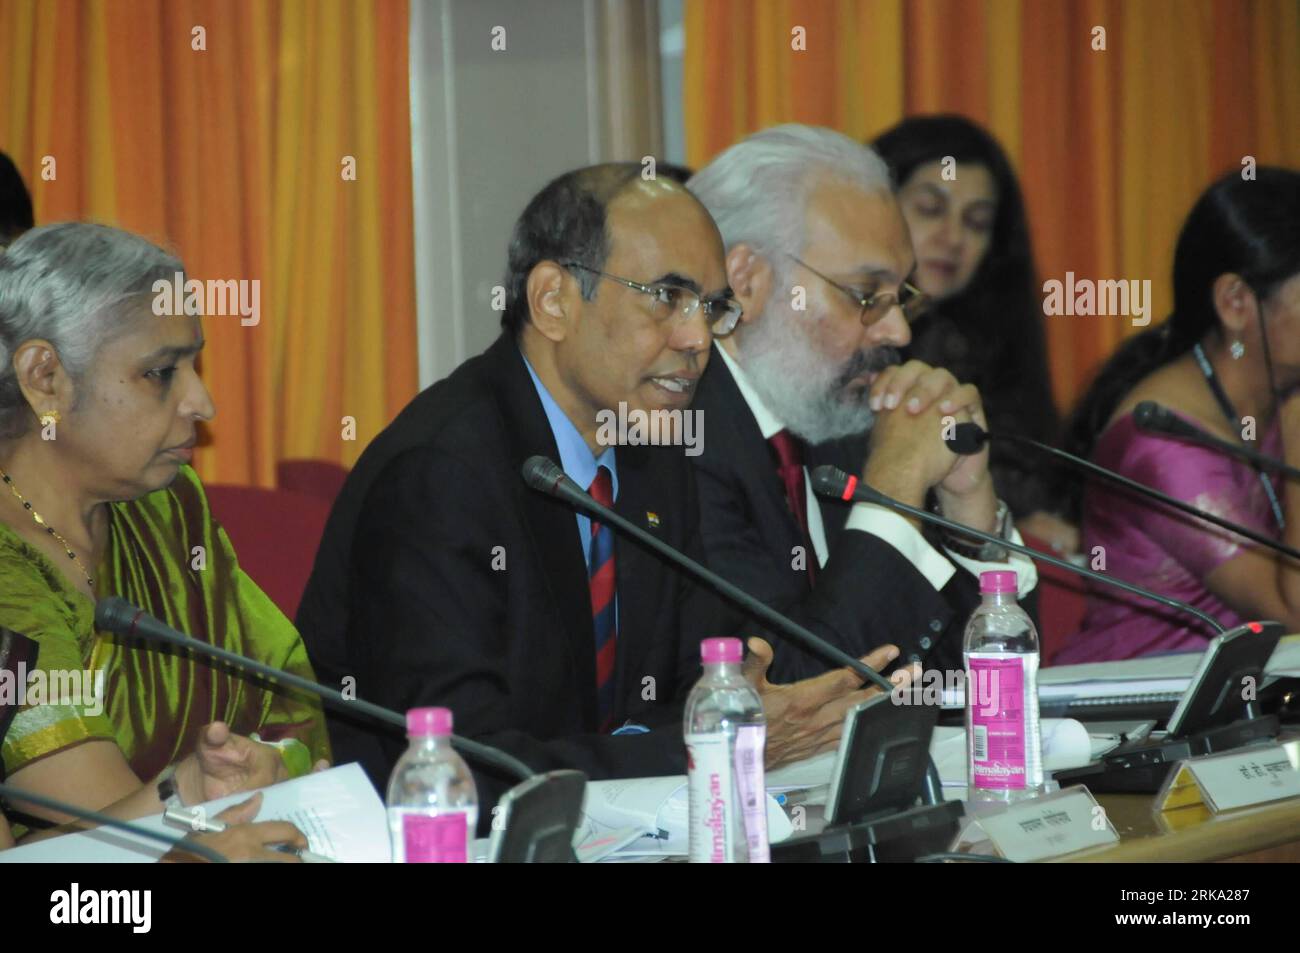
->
[410, 0, 663, 387]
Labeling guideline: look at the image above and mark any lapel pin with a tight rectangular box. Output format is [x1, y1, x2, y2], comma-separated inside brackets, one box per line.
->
[646, 512, 661, 529]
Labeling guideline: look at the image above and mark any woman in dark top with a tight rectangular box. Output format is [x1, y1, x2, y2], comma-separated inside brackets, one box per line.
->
[872, 115, 1074, 553]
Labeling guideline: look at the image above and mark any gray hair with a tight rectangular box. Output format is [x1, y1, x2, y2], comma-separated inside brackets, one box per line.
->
[687, 124, 893, 261]
[0, 223, 182, 438]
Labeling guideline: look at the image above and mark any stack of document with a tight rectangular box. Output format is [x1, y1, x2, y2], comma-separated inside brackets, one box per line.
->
[0, 763, 390, 863]
[575, 718, 1111, 860]
[941, 634, 1300, 709]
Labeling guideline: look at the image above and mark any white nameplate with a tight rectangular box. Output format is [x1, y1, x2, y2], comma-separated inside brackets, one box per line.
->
[1160, 745, 1300, 814]
[972, 787, 1119, 862]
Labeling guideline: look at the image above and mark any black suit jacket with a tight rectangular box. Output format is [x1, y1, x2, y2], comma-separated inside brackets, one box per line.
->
[690, 347, 999, 681]
[296, 334, 720, 817]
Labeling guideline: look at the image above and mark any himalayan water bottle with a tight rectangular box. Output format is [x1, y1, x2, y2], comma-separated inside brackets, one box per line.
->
[684, 637, 769, 862]
[964, 570, 1043, 802]
[386, 706, 479, 862]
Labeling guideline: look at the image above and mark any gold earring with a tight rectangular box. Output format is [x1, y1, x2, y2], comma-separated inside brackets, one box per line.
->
[39, 409, 62, 426]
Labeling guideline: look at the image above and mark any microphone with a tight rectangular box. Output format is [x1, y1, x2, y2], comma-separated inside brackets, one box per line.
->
[523, 455, 902, 692]
[522, 455, 947, 807]
[947, 421, 987, 456]
[93, 597, 536, 783]
[947, 422, 1300, 562]
[810, 465, 1227, 636]
[1134, 400, 1300, 481]
[0, 782, 227, 862]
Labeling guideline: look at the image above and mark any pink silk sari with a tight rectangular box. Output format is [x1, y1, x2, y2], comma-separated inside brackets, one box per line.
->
[1056, 410, 1284, 663]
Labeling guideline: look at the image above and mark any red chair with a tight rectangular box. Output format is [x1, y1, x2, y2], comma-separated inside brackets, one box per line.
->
[1020, 532, 1088, 665]
[276, 459, 349, 505]
[205, 485, 332, 619]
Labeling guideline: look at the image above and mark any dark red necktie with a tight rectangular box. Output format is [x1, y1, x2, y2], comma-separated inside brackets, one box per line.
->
[587, 467, 618, 731]
[769, 429, 816, 584]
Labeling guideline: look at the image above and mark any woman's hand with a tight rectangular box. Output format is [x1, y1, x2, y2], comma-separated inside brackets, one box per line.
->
[173, 722, 289, 806]
[162, 792, 307, 863]
[1017, 510, 1081, 556]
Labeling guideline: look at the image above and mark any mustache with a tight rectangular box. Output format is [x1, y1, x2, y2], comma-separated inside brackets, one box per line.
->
[834, 346, 902, 389]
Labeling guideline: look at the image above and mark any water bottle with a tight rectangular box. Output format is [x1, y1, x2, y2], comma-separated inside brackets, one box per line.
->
[386, 707, 478, 862]
[684, 637, 769, 863]
[964, 570, 1042, 803]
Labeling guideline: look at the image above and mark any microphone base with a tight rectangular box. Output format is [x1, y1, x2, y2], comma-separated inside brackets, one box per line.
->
[771, 800, 965, 863]
[1054, 714, 1281, 795]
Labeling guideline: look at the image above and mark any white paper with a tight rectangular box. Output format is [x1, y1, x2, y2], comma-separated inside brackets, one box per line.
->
[576, 775, 793, 858]
[941, 636, 1300, 708]
[1, 763, 389, 863]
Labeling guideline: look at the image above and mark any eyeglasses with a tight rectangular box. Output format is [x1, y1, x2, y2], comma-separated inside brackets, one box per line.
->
[788, 255, 929, 326]
[559, 261, 744, 336]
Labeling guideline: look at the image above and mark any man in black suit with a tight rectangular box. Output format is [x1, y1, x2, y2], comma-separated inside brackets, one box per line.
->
[686, 126, 1039, 682]
[296, 164, 903, 814]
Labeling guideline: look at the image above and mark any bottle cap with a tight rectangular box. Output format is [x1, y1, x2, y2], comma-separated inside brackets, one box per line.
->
[407, 706, 453, 737]
[980, 570, 1018, 594]
[700, 637, 743, 664]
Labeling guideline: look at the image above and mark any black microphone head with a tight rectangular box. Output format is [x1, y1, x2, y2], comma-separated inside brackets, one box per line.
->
[94, 596, 140, 635]
[810, 465, 851, 499]
[1132, 400, 1164, 430]
[521, 455, 566, 494]
[948, 422, 988, 456]
[1133, 400, 1200, 440]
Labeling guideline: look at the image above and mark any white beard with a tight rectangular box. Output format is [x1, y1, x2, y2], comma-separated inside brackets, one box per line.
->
[733, 293, 898, 445]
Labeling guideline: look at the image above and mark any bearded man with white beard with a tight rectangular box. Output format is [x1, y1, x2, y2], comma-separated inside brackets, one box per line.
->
[687, 125, 1039, 680]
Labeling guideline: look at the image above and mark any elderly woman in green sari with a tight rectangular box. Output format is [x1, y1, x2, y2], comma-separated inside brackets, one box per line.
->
[0, 223, 329, 835]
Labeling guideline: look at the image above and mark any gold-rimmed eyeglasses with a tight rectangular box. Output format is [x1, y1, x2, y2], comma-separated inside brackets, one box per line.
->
[788, 255, 929, 326]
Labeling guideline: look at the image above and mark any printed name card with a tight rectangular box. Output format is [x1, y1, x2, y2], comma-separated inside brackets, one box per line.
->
[968, 787, 1119, 862]
[1156, 744, 1300, 815]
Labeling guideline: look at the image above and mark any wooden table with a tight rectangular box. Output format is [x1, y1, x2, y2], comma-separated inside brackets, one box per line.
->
[1054, 737, 1300, 862]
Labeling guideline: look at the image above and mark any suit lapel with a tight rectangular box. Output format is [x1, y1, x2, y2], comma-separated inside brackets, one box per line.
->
[700, 347, 805, 555]
[488, 336, 599, 728]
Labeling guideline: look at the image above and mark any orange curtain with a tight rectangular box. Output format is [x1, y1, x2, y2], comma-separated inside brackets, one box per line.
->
[684, 0, 1300, 413]
[0, 0, 417, 486]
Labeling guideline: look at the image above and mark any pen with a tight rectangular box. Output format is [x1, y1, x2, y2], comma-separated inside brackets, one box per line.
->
[773, 787, 820, 808]
[164, 807, 335, 863]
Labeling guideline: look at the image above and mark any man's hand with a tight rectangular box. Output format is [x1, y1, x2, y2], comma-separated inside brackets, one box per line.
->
[743, 638, 919, 770]
[864, 359, 997, 532]
[173, 722, 289, 806]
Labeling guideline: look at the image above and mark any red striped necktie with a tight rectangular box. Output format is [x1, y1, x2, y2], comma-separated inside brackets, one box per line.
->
[587, 467, 618, 731]
[769, 429, 816, 584]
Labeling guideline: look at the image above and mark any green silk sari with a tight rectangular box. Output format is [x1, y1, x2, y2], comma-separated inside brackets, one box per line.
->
[0, 465, 329, 781]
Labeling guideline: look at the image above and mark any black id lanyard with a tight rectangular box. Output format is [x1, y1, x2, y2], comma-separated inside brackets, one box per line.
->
[1192, 342, 1285, 530]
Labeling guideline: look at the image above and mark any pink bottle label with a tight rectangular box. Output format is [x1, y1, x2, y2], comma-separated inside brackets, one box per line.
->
[968, 657, 1026, 791]
[402, 812, 468, 863]
[734, 725, 769, 863]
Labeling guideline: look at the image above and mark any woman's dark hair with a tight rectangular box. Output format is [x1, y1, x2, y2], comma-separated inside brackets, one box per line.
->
[873, 115, 1058, 514]
[1062, 166, 1300, 510]
[0, 152, 35, 243]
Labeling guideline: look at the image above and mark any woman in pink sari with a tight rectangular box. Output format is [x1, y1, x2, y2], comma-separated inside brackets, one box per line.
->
[1057, 168, 1300, 662]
